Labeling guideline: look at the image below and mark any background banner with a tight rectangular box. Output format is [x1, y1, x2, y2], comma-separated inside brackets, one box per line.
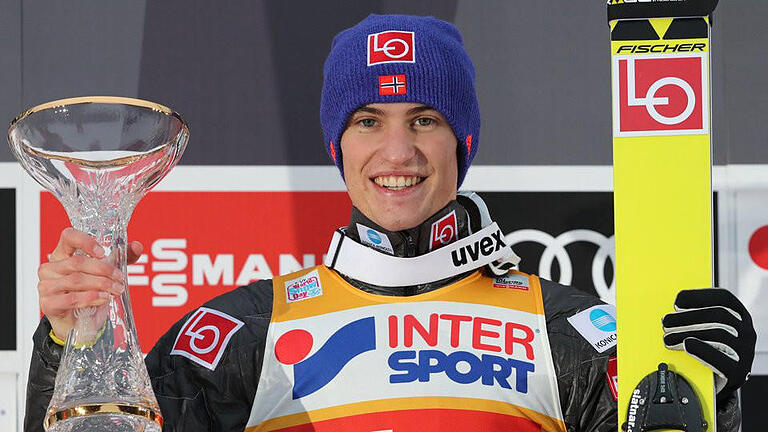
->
[40, 191, 352, 352]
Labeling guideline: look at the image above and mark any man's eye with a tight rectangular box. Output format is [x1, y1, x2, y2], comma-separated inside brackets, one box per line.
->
[415, 117, 434, 127]
[359, 118, 377, 127]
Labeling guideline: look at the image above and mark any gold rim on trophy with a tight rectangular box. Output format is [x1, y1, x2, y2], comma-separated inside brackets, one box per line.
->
[10, 95, 184, 126]
[43, 404, 164, 429]
[20, 141, 170, 168]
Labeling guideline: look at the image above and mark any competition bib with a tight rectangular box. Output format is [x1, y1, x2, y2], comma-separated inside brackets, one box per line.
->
[246, 266, 565, 432]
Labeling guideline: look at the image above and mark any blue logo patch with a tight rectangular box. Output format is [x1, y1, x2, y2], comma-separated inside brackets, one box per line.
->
[590, 309, 617, 332]
[367, 229, 383, 245]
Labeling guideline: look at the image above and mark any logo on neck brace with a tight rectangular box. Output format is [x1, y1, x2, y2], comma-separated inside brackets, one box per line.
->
[430, 210, 458, 251]
[356, 223, 395, 255]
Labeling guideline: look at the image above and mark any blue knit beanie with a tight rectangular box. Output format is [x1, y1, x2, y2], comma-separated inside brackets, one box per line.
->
[320, 14, 480, 188]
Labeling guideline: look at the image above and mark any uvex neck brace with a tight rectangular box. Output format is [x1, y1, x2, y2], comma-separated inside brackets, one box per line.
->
[324, 192, 520, 287]
[324, 222, 519, 287]
[327, 191, 520, 287]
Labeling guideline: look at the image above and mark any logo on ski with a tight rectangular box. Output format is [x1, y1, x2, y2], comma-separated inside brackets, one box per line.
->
[613, 53, 708, 136]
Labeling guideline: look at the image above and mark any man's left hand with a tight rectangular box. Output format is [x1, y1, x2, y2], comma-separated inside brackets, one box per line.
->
[662, 288, 756, 402]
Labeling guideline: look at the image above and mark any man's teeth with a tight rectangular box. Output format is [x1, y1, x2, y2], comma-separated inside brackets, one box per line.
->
[374, 175, 423, 189]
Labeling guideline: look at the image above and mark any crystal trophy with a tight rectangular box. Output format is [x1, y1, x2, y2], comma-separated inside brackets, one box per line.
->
[8, 96, 189, 431]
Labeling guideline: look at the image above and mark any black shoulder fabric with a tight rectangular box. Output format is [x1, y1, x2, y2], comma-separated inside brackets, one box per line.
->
[539, 277, 618, 432]
[24, 317, 62, 432]
[145, 279, 274, 431]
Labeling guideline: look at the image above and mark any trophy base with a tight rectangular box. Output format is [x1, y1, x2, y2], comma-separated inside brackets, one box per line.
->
[44, 404, 162, 432]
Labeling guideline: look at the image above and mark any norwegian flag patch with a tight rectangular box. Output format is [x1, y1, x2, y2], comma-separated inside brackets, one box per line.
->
[379, 74, 407, 96]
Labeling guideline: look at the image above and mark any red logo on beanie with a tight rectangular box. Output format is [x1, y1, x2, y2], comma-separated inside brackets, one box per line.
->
[368, 31, 415, 66]
[379, 75, 407, 95]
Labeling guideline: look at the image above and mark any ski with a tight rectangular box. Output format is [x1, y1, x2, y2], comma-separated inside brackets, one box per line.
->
[607, 1, 719, 430]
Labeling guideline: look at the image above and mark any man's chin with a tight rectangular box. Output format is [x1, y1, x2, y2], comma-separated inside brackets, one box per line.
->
[369, 204, 436, 232]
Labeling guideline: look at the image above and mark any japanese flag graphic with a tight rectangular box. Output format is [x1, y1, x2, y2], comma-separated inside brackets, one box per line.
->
[734, 190, 768, 355]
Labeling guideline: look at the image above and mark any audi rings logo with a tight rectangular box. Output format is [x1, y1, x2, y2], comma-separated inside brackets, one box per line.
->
[614, 54, 707, 136]
[367, 30, 415, 66]
[506, 229, 616, 303]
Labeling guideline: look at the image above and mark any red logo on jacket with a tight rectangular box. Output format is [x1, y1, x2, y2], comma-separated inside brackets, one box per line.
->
[368, 31, 415, 66]
[170, 307, 244, 370]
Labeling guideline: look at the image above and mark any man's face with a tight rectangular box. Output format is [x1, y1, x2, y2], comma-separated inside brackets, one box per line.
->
[341, 102, 458, 231]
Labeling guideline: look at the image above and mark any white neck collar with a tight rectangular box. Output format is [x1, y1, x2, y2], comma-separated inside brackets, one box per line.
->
[323, 222, 520, 287]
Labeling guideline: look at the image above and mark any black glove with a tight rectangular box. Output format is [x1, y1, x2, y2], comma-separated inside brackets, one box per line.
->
[662, 288, 756, 402]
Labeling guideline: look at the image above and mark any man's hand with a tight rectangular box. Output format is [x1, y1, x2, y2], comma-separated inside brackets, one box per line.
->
[662, 288, 756, 402]
[38, 227, 143, 341]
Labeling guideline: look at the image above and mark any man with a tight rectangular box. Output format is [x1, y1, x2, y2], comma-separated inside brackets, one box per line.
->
[25, 14, 753, 432]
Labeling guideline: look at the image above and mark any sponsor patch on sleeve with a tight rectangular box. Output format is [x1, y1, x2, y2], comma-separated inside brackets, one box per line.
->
[566, 304, 617, 353]
[170, 307, 244, 370]
[285, 269, 323, 303]
[607, 355, 618, 401]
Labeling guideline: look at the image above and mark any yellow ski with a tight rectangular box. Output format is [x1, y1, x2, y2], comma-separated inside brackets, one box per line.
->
[608, 1, 719, 431]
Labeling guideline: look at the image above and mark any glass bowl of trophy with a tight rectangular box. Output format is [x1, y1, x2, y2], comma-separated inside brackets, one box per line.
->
[8, 96, 189, 431]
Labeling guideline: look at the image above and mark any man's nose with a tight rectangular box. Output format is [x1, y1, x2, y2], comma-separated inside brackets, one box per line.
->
[378, 125, 418, 165]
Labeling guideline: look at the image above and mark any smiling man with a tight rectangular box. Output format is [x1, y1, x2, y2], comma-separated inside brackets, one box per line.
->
[25, 14, 752, 432]
[341, 103, 458, 231]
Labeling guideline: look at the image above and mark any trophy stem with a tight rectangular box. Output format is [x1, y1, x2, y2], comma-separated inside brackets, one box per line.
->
[67, 208, 130, 346]
[45, 206, 163, 431]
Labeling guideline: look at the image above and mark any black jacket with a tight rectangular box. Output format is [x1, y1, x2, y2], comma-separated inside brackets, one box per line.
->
[24, 203, 740, 431]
